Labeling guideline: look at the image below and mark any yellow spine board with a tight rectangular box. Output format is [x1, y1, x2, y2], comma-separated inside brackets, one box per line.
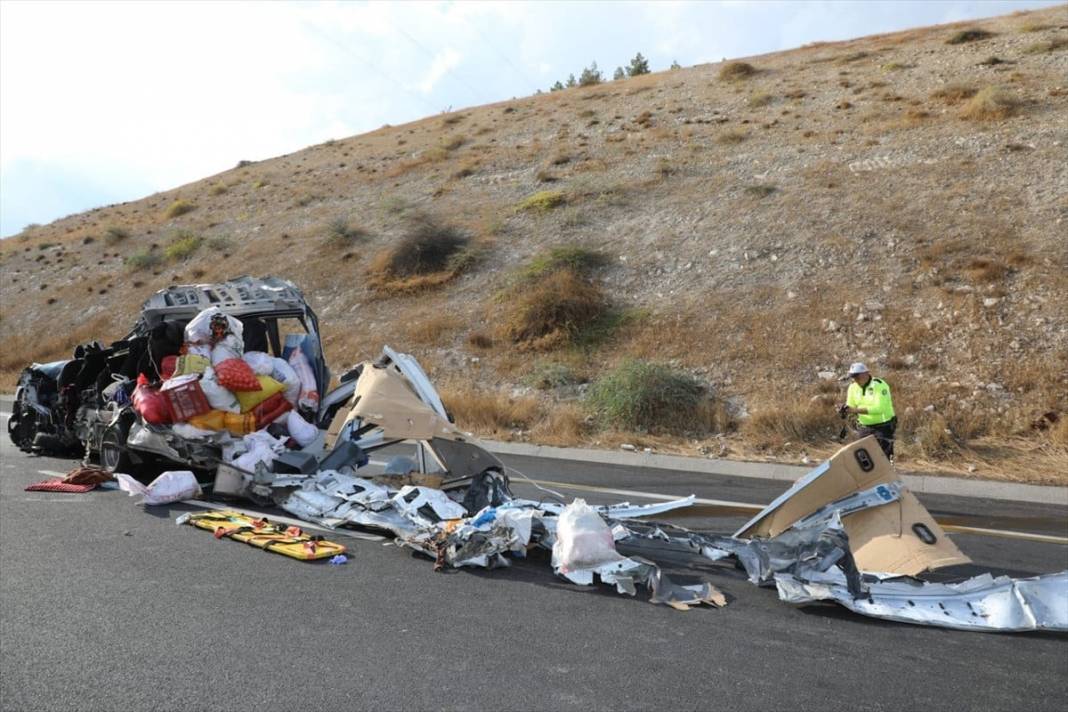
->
[184, 510, 347, 561]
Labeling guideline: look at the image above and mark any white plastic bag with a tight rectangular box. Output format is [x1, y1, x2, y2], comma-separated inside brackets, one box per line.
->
[551, 499, 624, 574]
[116, 471, 201, 505]
[286, 410, 318, 448]
[227, 430, 287, 472]
[185, 307, 244, 348]
[271, 357, 301, 405]
[287, 349, 320, 410]
[243, 352, 300, 404]
[210, 335, 243, 366]
[242, 351, 275, 375]
[199, 367, 240, 413]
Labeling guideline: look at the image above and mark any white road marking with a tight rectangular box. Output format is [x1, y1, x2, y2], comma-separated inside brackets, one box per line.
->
[24, 455, 1068, 546]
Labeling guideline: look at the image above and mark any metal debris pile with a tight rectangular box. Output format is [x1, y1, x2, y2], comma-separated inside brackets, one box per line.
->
[186, 349, 1066, 633]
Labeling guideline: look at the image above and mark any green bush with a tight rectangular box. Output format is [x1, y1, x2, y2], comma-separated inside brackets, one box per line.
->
[126, 249, 162, 270]
[207, 235, 233, 251]
[164, 232, 203, 261]
[587, 359, 715, 434]
[104, 226, 130, 244]
[163, 199, 196, 219]
[525, 362, 580, 390]
[521, 246, 606, 280]
[326, 217, 367, 245]
[517, 190, 566, 213]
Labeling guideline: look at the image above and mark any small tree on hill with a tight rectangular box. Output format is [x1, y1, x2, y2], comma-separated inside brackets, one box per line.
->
[565, 73, 577, 88]
[613, 66, 626, 81]
[550, 80, 565, 92]
[627, 52, 650, 76]
[578, 62, 602, 87]
[670, 59, 682, 70]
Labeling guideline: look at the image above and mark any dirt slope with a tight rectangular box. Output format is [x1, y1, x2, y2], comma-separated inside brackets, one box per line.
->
[2, 6, 1066, 482]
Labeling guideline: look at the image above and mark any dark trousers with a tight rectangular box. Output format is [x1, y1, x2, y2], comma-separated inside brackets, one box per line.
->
[857, 417, 897, 461]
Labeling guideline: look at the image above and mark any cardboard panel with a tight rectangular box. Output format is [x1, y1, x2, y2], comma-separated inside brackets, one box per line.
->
[846, 491, 970, 574]
[739, 437, 894, 538]
[737, 436, 971, 575]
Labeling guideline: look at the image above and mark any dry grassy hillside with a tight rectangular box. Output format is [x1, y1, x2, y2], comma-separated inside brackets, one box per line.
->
[3, 7, 1067, 482]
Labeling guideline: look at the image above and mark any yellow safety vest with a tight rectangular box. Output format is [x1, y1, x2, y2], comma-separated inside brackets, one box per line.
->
[847, 377, 896, 426]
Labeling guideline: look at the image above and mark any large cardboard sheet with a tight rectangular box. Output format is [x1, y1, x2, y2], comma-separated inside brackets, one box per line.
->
[738, 437, 969, 575]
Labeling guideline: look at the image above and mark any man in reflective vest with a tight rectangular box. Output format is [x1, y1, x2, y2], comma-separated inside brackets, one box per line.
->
[839, 362, 897, 462]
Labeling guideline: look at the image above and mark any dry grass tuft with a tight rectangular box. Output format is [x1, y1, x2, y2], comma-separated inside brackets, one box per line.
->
[719, 61, 759, 81]
[716, 129, 749, 145]
[946, 28, 994, 45]
[1023, 36, 1068, 54]
[401, 313, 463, 346]
[163, 199, 196, 219]
[931, 84, 978, 104]
[960, 86, 1022, 120]
[440, 384, 542, 435]
[499, 269, 609, 351]
[742, 399, 841, 450]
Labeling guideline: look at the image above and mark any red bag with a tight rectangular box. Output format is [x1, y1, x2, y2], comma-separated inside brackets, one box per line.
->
[214, 358, 261, 392]
[160, 355, 177, 380]
[161, 375, 211, 422]
[252, 392, 292, 429]
[132, 384, 172, 425]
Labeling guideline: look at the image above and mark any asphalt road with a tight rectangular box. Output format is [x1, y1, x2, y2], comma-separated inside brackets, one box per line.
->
[2, 436, 1067, 712]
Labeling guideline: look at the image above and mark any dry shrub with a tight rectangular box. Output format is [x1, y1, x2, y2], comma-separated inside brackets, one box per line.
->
[499, 269, 608, 350]
[401, 314, 462, 346]
[742, 399, 841, 450]
[716, 129, 749, 145]
[931, 84, 977, 104]
[719, 61, 758, 81]
[163, 199, 196, 219]
[0, 314, 114, 372]
[904, 412, 964, 459]
[946, 28, 994, 45]
[960, 86, 1021, 121]
[440, 384, 542, 435]
[1023, 37, 1068, 54]
[964, 257, 1009, 283]
[367, 213, 474, 293]
[1049, 417, 1068, 447]
[530, 403, 590, 444]
[467, 332, 493, 349]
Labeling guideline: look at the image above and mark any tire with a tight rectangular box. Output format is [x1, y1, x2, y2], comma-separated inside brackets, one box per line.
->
[100, 420, 133, 474]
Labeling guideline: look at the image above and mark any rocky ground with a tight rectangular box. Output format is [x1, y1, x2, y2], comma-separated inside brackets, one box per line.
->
[2, 6, 1066, 482]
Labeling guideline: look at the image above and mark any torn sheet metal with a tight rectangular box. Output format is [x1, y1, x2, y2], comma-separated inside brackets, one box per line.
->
[775, 568, 1068, 633]
[735, 437, 969, 575]
[550, 499, 725, 609]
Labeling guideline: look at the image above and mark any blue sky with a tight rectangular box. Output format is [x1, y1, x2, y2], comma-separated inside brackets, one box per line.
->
[0, 0, 1060, 237]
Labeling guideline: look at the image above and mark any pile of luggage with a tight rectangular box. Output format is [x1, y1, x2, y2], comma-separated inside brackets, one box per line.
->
[130, 306, 320, 446]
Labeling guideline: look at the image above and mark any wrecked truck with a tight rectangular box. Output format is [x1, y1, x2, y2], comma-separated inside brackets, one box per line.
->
[8, 276, 345, 473]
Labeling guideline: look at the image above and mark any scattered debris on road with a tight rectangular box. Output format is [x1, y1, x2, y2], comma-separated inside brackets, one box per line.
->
[8, 278, 1066, 630]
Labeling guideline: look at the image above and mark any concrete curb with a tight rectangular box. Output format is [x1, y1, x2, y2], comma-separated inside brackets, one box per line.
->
[2, 395, 1062, 505]
[483, 439, 1068, 506]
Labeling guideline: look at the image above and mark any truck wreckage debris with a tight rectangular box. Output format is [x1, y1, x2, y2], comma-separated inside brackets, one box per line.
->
[188, 347, 1066, 631]
[10, 279, 1066, 632]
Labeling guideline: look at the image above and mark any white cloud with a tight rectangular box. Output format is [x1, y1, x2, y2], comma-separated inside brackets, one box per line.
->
[415, 48, 463, 94]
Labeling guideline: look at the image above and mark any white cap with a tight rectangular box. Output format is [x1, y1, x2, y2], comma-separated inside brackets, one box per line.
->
[848, 362, 869, 376]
